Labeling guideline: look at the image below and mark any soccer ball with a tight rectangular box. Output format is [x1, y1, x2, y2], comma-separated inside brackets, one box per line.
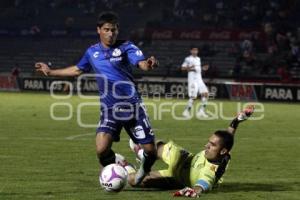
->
[99, 163, 128, 192]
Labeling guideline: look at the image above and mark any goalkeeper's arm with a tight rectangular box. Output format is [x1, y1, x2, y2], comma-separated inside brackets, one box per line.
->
[227, 105, 255, 135]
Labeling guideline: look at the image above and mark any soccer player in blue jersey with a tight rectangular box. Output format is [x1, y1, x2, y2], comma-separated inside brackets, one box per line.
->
[35, 12, 159, 185]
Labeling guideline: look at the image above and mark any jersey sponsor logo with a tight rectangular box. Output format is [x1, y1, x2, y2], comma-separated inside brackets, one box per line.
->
[132, 125, 146, 139]
[112, 48, 122, 57]
[109, 57, 122, 62]
[135, 50, 143, 56]
[93, 51, 99, 58]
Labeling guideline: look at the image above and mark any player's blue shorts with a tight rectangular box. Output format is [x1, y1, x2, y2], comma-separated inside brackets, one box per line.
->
[96, 103, 155, 144]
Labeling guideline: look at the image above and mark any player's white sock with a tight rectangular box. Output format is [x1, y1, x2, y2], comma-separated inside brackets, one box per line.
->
[199, 96, 207, 112]
[186, 98, 194, 110]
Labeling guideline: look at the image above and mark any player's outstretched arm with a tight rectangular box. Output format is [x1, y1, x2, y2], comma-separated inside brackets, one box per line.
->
[35, 62, 83, 77]
[227, 105, 255, 135]
[138, 56, 159, 71]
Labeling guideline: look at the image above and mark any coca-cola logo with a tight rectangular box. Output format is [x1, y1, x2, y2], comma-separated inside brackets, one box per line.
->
[209, 31, 231, 40]
[239, 31, 261, 40]
[152, 30, 173, 39]
[179, 31, 202, 39]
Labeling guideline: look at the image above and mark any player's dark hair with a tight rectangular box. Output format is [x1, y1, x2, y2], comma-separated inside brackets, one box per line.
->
[214, 130, 234, 151]
[97, 12, 119, 28]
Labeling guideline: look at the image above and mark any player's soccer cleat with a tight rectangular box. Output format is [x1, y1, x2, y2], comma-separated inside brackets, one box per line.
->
[237, 105, 255, 122]
[196, 109, 208, 118]
[115, 153, 137, 174]
[134, 156, 147, 186]
[129, 139, 143, 163]
[115, 153, 128, 167]
[129, 139, 141, 153]
[182, 109, 191, 118]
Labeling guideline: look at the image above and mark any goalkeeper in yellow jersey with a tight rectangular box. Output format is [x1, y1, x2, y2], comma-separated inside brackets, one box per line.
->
[122, 105, 255, 198]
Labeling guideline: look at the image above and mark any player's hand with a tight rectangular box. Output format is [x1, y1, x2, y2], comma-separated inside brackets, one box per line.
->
[146, 56, 159, 69]
[237, 104, 255, 122]
[187, 65, 196, 72]
[35, 62, 51, 76]
[202, 64, 209, 71]
[173, 187, 199, 198]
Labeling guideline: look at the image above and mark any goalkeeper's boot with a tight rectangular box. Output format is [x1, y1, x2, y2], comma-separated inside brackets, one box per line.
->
[134, 155, 147, 186]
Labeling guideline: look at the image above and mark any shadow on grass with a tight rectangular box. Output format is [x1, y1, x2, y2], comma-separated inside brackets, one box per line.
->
[124, 181, 300, 193]
[212, 181, 300, 193]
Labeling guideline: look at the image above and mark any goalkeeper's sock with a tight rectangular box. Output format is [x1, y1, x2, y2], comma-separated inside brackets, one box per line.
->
[124, 163, 136, 174]
[134, 151, 156, 185]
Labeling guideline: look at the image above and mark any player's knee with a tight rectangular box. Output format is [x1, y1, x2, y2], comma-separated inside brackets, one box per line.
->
[156, 141, 165, 159]
[95, 132, 113, 156]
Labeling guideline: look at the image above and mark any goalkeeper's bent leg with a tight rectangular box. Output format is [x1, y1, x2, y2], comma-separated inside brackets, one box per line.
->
[134, 143, 157, 185]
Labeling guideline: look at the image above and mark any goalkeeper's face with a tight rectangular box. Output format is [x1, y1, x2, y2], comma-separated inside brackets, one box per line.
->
[97, 23, 119, 47]
[204, 134, 227, 161]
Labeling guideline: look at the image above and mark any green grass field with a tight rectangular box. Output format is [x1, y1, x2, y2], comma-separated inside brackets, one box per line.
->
[0, 92, 300, 200]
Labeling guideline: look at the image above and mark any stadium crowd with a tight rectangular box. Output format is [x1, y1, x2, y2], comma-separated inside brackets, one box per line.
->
[0, 0, 299, 82]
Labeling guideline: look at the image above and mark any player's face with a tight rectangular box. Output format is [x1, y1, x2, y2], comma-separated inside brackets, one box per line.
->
[204, 134, 225, 161]
[97, 23, 119, 48]
[190, 48, 198, 56]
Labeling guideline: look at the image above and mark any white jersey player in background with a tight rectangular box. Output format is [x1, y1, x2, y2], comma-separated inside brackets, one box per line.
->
[181, 46, 209, 118]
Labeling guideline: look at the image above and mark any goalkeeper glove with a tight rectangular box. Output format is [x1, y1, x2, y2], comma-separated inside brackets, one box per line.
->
[173, 187, 199, 198]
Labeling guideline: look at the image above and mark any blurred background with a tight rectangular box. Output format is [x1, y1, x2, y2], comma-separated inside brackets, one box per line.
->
[0, 0, 299, 81]
[1, 0, 300, 101]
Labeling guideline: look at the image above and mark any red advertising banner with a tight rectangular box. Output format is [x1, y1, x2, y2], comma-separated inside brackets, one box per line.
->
[0, 75, 19, 91]
[145, 28, 265, 41]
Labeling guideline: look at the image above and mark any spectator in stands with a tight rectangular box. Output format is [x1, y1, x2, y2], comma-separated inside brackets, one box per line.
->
[277, 61, 291, 83]
[11, 64, 20, 78]
[164, 56, 174, 79]
[65, 16, 75, 36]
